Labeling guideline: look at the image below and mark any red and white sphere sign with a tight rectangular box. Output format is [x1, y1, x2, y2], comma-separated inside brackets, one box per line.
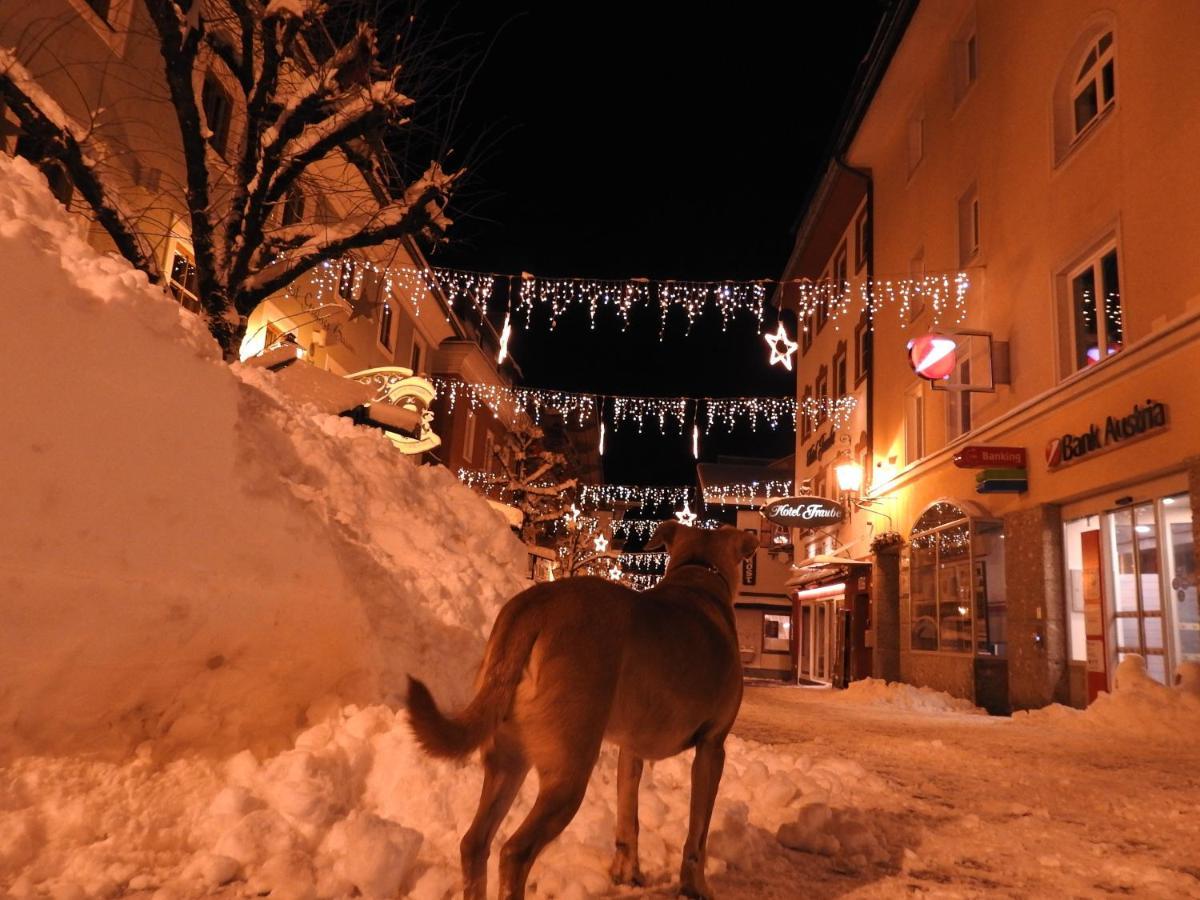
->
[907, 333, 958, 381]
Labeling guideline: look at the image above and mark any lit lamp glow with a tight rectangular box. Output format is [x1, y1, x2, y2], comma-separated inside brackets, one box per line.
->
[834, 458, 864, 494]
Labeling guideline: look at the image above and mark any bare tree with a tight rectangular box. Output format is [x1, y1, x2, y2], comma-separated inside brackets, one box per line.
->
[0, 0, 455, 358]
[475, 419, 576, 546]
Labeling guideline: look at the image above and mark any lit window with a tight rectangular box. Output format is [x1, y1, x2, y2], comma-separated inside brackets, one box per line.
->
[904, 383, 924, 465]
[1068, 247, 1122, 371]
[763, 614, 792, 654]
[167, 245, 201, 314]
[1073, 32, 1115, 138]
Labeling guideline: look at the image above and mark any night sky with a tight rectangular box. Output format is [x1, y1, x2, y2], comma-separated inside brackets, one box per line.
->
[418, 2, 886, 487]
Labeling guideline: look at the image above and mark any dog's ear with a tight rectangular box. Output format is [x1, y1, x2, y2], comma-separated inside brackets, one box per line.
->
[647, 520, 681, 550]
[738, 529, 759, 559]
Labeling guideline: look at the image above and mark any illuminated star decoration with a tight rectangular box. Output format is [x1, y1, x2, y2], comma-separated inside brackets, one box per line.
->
[593, 533, 609, 552]
[675, 499, 698, 526]
[764, 321, 799, 371]
[497, 313, 512, 364]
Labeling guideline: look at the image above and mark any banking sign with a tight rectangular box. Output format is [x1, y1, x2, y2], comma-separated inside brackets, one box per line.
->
[1045, 399, 1168, 470]
[763, 496, 845, 528]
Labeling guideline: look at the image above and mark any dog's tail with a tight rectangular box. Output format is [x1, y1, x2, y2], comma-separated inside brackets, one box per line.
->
[406, 595, 542, 759]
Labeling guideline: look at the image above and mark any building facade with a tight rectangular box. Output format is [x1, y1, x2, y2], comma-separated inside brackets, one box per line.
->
[783, 0, 1200, 711]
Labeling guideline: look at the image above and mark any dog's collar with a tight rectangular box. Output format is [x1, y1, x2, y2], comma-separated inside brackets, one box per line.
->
[670, 561, 731, 592]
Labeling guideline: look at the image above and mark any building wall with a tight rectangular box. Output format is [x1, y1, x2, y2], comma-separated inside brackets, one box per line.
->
[840, 0, 1200, 705]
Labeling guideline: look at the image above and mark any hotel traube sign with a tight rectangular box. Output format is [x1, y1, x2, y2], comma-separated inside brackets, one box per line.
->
[1045, 399, 1168, 470]
[763, 496, 845, 528]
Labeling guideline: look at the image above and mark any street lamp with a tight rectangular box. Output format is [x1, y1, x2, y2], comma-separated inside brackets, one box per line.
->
[834, 456, 864, 494]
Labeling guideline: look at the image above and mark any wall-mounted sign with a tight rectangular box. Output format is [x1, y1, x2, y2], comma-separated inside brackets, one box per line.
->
[954, 445, 1027, 469]
[907, 333, 958, 381]
[1045, 399, 1168, 471]
[975, 468, 1028, 494]
[742, 528, 758, 586]
[805, 430, 836, 466]
[763, 496, 845, 528]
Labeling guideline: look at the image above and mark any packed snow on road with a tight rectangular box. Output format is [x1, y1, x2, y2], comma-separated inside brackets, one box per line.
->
[2, 155, 1199, 899]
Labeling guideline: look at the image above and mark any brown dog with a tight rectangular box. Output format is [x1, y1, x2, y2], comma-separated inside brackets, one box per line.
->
[407, 521, 756, 899]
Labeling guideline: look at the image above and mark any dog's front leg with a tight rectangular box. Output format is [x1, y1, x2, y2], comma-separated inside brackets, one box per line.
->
[609, 747, 645, 886]
[679, 737, 725, 900]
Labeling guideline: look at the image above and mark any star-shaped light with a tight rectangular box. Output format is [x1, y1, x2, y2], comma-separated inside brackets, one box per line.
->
[593, 533, 609, 552]
[675, 500, 698, 527]
[764, 321, 798, 371]
[497, 313, 512, 364]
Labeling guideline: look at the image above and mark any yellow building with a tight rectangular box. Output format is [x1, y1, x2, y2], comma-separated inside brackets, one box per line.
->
[783, 0, 1199, 711]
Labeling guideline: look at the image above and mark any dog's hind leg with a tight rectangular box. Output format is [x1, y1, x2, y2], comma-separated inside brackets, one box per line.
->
[461, 730, 528, 900]
[498, 766, 593, 900]
[609, 747, 645, 886]
[679, 735, 727, 900]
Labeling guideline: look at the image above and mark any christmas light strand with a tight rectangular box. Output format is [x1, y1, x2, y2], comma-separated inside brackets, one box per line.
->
[577, 484, 692, 510]
[433, 378, 596, 428]
[623, 572, 664, 592]
[610, 518, 724, 539]
[703, 480, 794, 505]
[800, 395, 859, 431]
[611, 397, 690, 434]
[705, 397, 797, 433]
[618, 551, 670, 571]
[291, 256, 971, 337]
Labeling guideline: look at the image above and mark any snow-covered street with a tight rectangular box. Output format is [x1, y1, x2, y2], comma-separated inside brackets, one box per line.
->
[717, 683, 1200, 899]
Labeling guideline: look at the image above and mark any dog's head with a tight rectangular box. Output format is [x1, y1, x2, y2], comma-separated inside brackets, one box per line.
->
[647, 521, 758, 595]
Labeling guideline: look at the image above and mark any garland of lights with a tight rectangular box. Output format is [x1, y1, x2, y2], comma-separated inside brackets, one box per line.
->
[433, 377, 798, 435]
[618, 551, 670, 571]
[800, 395, 858, 431]
[291, 256, 970, 337]
[623, 572, 664, 592]
[702, 480, 794, 505]
[577, 484, 691, 510]
[610, 518, 723, 539]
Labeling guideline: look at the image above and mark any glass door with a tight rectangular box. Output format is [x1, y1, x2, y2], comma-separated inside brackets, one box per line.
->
[1163, 493, 1198, 670]
[1107, 502, 1168, 683]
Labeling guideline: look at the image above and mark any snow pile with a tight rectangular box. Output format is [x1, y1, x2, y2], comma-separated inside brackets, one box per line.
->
[0, 703, 895, 898]
[1014, 655, 1200, 738]
[836, 678, 987, 715]
[0, 154, 528, 759]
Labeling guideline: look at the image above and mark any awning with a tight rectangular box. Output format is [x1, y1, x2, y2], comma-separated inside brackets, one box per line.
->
[786, 554, 870, 588]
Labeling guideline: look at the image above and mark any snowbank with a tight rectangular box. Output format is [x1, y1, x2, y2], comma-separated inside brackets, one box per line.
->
[0, 155, 529, 759]
[0, 703, 895, 898]
[1013, 655, 1200, 739]
[835, 678, 987, 715]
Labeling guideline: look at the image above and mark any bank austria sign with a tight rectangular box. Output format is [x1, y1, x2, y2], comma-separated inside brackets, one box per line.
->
[763, 496, 845, 528]
[1045, 399, 1168, 470]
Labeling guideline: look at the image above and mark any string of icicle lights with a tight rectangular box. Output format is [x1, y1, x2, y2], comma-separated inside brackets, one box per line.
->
[610, 518, 723, 539]
[800, 395, 858, 431]
[296, 257, 971, 337]
[618, 551, 670, 571]
[702, 480, 795, 505]
[624, 572, 664, 592]
[432, 378, 804, 434]
[455, 470, 694, 511]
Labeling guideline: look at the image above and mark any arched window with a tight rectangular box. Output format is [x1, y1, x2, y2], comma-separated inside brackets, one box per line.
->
[1054, 24, 1116, 162]
[908, 500, 1007, 657]
[1072, 31, 1115, 138]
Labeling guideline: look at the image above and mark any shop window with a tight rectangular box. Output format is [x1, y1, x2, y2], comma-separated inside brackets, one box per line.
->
[201, 73, 232, 158]
[1063, 245, 1122, 374]
[166, 245, 201, 314]
[908, 502, 1005, 656]
[763, 614, 792, 654]
[377, 300, 393, 350]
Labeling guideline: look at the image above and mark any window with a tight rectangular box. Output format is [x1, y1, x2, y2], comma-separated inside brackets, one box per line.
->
[377, 301, 393, 350]
[853, 312, 870, 385]
[801, 386, 813, 442]
[954, 26, 978, 104]
[946, 349, 973, 441]
[463, 412, 477, 465]
[281, 188, 305, 227]
[1067, 246, 1122, 372]
[833, 342, 847, 399]
[958, 185, 979, 266]
[815, 366, 829, 426]
[904, 383, 925, 464]
[827, 242, 848, 332]
[817, 268, 831, 332]
[411, 338, 423, 373]
[201, 74, 232, 158]
[908, 247, 926, 322]
[482, 430, 496, 473]
[763, 614, 792, 654]
[909, 503, 1006, 656]
[167, 245, 201, 313]
[853, 207, 869, 272]
[1073, 32, 1115, 138]
[801, 308, 815, 354]
[906, 111, 924, 175]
